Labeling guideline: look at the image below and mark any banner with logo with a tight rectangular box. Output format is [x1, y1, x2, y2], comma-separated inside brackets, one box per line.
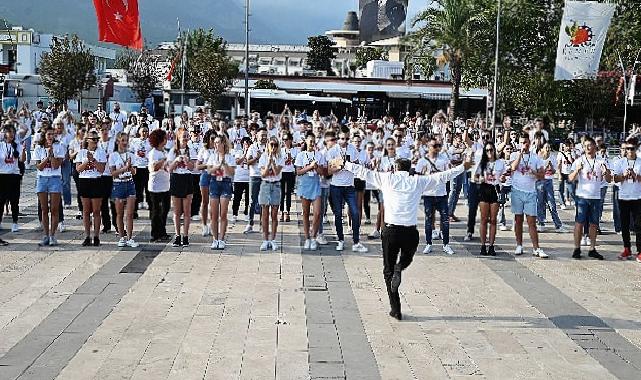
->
[554, 1, 615, 81]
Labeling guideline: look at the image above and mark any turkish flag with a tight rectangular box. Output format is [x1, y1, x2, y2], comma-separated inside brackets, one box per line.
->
[93, 0, 143, 50]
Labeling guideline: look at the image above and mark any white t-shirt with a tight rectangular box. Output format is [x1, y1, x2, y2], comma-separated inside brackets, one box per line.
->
[33, 143, 66, 177]
[325, 144, 359, 187]
[571, 156, 608, 200]
[281, 147, 299, 173]
[246, 143, 267, 177]
[473, 159, 506, 186]
[258, 154, 286, 182]
[0, 141, 22, 175]
[207, 152, 236, 180]
[510, 152, 543, 193]
[294, 150, 326, 179]
[358, 151, 382, 190]
[75, 148, 108, 179]
[227, 127, 249, 150]
[167, 149, 193, 175]
[109, 151, 136, 181]
[148, 149, 170, 192]
[558, 151, 575, 175]
[416, 156, 450, 196]
[187, 141, 202, 174]
[612, 157, 641, 200]
[540, 156, 557, 180]
[98, 138, 115, 176]
[130, 138, 152, 168]
[233, 149, 250, 182]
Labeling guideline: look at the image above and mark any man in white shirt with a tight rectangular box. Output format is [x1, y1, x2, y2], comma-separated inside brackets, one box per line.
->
[612, 138, 641, 261]
[328, 155, 471, 320]
[109, 102, 127, 137]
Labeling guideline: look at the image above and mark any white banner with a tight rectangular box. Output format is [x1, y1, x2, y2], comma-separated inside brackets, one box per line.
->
[554, 1, 615, 81]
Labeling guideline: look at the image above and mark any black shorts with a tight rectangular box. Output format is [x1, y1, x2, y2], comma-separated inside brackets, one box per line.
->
[78, 178, 103, 199]
[170, 173, 194, 198]
[479, 183, 499, 204]
[354, 178, 366, 192]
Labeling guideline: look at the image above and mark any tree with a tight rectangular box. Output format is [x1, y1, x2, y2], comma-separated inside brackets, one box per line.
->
[355, 47, 388, 69]
[114, 48, 138, 70]
[125, 49, 162, 105]
[254, 79, 277, 90]
[306, 35, 337, 75]
[407, 0, 483, 121]
[170, 29, 238, 107]
[39, 34, 96, 104]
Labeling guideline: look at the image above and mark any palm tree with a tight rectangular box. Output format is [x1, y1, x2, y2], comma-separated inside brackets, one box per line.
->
[406, 0, 483, 121]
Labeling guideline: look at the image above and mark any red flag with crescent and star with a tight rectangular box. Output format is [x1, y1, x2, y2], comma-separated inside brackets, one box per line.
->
[93, 0, 143, 50]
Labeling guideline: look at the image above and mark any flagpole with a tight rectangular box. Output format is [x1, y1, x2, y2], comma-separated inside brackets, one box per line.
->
[181, 30, 187, 113]
[244, 0, 250, 116]
[491, 0, 501, 135]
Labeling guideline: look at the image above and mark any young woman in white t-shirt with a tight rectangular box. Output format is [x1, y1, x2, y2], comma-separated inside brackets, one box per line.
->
[109, 132, 139, 248]
[75, 129, 107, 246]
[258, 137, 285, 251]
[231, 137, 252, 224]
[207, 133, 236, 250]
[196, 129, 216, 236]
[474, 141, 506, 256]
[167, 128, 195, 248]
[34, 125, 65, 247]
[0, 124, 25, 245]
[279, 132, 299, 222]
[147, 129, 171, 242]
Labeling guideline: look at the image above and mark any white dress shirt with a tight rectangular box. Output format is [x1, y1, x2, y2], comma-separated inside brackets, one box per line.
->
[345, 162, 465, 227]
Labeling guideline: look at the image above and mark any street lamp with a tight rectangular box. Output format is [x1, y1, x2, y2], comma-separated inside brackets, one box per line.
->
[618, 48, 641, 136]
[491, 0, 502, 135]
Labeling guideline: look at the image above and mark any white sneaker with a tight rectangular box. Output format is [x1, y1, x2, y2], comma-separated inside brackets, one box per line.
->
[11, 223, 19, 232]
[514, 245, 524, 255]
[364, 218, 372, 225]
[316, 234, 328, 245]
[499, 224, 508, 231]
[192, 215, 201, 222]
[580, 236, 588, 246]
[271, 240, 279, 251]
[423, 244, 433, 254]
[560, 204, 568, 210]
[118, 237, 127, 247]
[201, 224, 210, 237]
[304, 239, 311, 250]
[463, 233, 472, 242]
[126, 239, 139, 248]
[533, 248, 549, 258]
[231, 215, 238, 224]
[586, 236, 592, 247]
[443, 244, 455, 255]
[211, 240, 219, 250]
[243, 224, 253, 234]
[556, 225, 569, 233]
[142, 201, 149, 210]
[336, 241, 344, 251]
[310, 239, 318, 250]
[58, 222, 66, 233]
[368, 230, 380, 239]
[219, 240, 226, 250]
[537, 225, 545, 232]
[352, 242, 368, 253]
[260, 240, 270, 251]
[323, 216, 329, 224]
[432, 230, 441, 240]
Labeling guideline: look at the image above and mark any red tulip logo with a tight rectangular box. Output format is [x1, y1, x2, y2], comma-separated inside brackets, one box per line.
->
[565, 22, 593, 47]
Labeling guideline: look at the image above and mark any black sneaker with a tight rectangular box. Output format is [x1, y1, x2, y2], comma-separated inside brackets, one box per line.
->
[0, 238, 9, 246]
[389, 310, 402, 320]
[391, 265, 402, 293]
[172, 235, 182, 247]
[93, 237, 100, 247]
[480, 245, 488, 256]
[182, 236, 189, 247]
[81, 237, 92, 247]
[488, 245, 496, 256]
[572, 248, 582, 259]
[588, 249, 604, 260]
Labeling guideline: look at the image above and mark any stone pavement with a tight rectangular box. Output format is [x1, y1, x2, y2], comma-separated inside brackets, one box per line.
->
[1, 171, 641, 379]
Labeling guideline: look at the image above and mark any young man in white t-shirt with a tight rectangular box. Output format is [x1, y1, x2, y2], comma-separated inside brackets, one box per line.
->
[568, 137, 611, 260]
[509, 133, 547, 258]
[612, 138, 641, 261]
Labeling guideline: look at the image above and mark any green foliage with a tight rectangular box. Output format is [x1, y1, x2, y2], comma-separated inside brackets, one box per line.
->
[124, 49, 162, 105]
[254, 79, 277, 90]
[355, 47, 388, 69]
[38, 34, 96, 103]
[306, 35, 337, 75]
[114, 49, 138, 70]
[170, 29, 239, 106]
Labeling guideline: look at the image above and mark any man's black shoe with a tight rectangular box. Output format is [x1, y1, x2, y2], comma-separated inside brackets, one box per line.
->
[588, 249, 604, 260]
[572, 248, 582, 259]
[391, 265, 402, 293]
[172, 235, 182, 247]
[93, 237, 101, 247]
[81, 237, 92, 247]
[182, 236, 189, 247]
[488, 245, 496, 256]
[389, 310, 402, 320]
[480, 245, 488, 256]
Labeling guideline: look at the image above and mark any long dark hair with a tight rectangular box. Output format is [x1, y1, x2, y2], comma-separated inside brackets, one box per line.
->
[479, 141, 497, 173]
[37, 125, 57, 147]
[3, 124, 19, 158]
[203, 129, 216, 150]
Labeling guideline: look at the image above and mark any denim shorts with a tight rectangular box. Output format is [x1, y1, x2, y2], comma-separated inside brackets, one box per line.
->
[576, 197, 600, 225]
[36, 175, 62, 194]
[112, 180, 136, 200]
[511, 188, 537, 216]
[209, 178, 233, 199]
[259, 181, 281, 206]
[199, 172, 211, 187]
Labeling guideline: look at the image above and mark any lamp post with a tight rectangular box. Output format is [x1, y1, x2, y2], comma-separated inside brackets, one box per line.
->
[244, 0, 251, 116]
[491, 0, 502, 134]
[618, 48, 641, 137]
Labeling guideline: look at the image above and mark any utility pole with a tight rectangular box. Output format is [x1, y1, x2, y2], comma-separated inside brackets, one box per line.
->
[491, 0, 502, 134]
[618, 48, 641, 137]
[180, 29, 188, 114]
[244, 0, 251, 116]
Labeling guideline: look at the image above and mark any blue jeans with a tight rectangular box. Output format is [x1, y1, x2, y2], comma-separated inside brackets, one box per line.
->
[318, 187, 329, 234]
[448, 172, 464, 216]
[61, 158, 72, 206]
[330, 185, 360, 243]
[613, 186, 621, 233]
[25, 136, 32, 164]
[536, 179, 562, 228]
[248, 176, 262, 226]
[463, 172, 470, 199]
[423, 195, 449, 245]
[499, 185, 511, 225]
[466, 182, 480, 235]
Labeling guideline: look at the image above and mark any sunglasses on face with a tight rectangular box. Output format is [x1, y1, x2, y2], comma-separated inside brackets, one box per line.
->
[339, 138, 347, 141]
[87, 137, 98, 141]
[486, 148, 495, 152]
[430, 144, 442, 148]
[626, 147, 636, 151]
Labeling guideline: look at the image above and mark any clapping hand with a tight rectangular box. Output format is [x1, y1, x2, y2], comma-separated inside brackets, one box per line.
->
[329, 157, 345, 171]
